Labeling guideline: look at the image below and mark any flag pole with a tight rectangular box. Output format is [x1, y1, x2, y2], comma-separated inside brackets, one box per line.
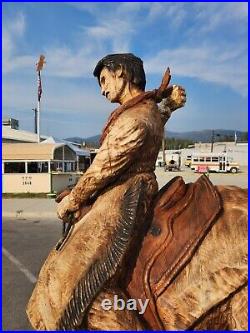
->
[37, 71, 41, 143]
[36, 55, 45, 143]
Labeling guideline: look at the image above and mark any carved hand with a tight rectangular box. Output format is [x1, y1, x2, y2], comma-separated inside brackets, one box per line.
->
[164, 85, 186, 112]
[56, 195, 79, 221]
[158, 85, 186, 125]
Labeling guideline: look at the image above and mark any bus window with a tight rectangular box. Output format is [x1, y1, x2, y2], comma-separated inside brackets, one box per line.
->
[193, 157, 198, 162]
[212, 157, 219, 162]
[199, 157, 205, 162]
[205, 157, 211, 162]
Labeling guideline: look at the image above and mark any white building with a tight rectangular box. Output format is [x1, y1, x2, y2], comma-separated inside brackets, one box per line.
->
[157, 142, 248, 168]
[2, 143, 83, 194]
[41, 136, 91, 171]
[2, 126, 48, 143]
[2, 120, 94, 194]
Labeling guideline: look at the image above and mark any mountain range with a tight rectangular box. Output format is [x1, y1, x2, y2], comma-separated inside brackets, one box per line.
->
[165, 129, 246, 142]
[66, 129, 247, 147]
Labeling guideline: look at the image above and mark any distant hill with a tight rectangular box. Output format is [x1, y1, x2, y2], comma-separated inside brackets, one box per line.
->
[65, 135, 100, 147]
[166, 129, 246, 142]
[66, 129, 247, 147]
[66, 135, 100, 144]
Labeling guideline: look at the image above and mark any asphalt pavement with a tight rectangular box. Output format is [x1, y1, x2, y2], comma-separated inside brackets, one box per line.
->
[2, 217, 62, 330]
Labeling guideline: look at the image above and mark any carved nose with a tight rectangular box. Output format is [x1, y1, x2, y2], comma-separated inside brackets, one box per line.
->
[101, 87, 106, 96]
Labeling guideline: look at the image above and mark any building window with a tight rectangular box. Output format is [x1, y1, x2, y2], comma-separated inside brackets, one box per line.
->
[27, 162, 48, 173]
[50, 162, 63, 172]
[4, 162, 25, 173]
[64, 162, 76, 172]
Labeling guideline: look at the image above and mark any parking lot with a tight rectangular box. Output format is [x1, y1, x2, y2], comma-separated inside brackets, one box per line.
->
[2, 217, 62, 330]
[155, 165, 248, 189]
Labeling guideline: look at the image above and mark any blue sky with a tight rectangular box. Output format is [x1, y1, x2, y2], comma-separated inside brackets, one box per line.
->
[2, 2, 248, 138]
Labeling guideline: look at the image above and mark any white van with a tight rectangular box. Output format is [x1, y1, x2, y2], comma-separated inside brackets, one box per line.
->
[190, 153, 240, 173]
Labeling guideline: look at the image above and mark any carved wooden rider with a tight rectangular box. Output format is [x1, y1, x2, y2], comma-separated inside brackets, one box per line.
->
[26, 53, 186, 330]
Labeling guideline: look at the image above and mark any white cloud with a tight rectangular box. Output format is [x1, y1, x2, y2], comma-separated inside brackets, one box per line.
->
[40, 3, 142, 77]
[141, 2, 248, 96]
[43, 46, 96, 78]
[145, 43, 248, 96]
[84, 19, 135, 53]
[2, 4, 138, 77]
[7, 11, 25, 36]
[146, 2, 186, 27]
[2, 12, 30, 72]
[2, 12, 98, 77]
[2, 75, 110, 115]
[67, 2, 101, 14]
[186, 2, 248, 35]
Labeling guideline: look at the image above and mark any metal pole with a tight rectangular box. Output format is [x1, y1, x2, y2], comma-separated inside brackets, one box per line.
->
[162, 136, 166, 168]
[211, 129, 214, 153]
[32, 108, 38, 134]
[37, 71, 41, 143]
[62, 145, 65, 172]
[37, 99, 40, 142]
[234, 131, 237, 145]
[178, 145, 181, 170]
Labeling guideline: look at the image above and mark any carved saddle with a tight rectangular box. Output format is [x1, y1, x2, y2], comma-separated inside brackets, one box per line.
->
[126, 175, 222, 329]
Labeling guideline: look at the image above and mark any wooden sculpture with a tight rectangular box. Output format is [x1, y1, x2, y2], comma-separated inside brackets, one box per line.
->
[26, 53, 247, 331]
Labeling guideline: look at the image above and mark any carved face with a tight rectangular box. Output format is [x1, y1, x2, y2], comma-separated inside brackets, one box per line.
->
[99, 67, 126, 103]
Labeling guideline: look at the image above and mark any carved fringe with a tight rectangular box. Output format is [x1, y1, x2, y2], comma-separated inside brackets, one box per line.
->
[56, 180, 145, 330]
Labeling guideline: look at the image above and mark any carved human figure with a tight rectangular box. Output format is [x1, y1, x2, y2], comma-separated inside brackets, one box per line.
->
[26, 53, 186, 330]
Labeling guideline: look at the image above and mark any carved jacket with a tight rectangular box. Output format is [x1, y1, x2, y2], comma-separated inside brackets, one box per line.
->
[68, 96, 164, 210]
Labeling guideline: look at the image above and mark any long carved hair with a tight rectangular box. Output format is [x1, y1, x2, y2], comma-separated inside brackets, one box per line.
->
[93, 53, 146, 91]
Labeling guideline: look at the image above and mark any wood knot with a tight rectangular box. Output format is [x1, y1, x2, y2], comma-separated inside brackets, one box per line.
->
[150, 224, 161, 236]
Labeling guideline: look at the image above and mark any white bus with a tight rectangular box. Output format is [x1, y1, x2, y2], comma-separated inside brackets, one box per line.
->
[190, 153, 240, 173]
